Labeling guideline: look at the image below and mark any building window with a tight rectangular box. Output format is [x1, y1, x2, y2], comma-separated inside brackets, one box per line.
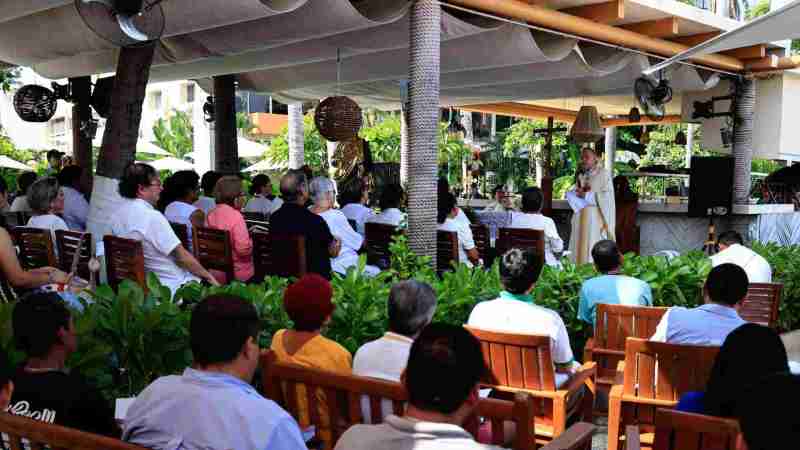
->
[150, 91, 163, 110]
[50, 117, 66, 136]
[186, 83, 195, 103]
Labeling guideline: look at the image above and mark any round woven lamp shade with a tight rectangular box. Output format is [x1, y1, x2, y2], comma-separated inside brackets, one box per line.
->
[570, 106, 604, 144]
[13, 85, 57, 123]
[314, 96, 363, 142]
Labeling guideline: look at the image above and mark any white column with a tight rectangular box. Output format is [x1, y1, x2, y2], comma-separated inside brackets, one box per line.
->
[407, 0, 440, 263]
[733, 79, 755, 204]
[400, 104, 409, 187]
[288, 102, 304, 169]
[604, 126, 617, 172]
[326, 140, 337, 178]
[685, 123, 696, 169]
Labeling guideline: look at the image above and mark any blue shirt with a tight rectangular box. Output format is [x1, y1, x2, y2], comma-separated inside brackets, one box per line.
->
[578, 275, 653, 326]
[650, 304, 747, 346]
[122, 368, 306, 450]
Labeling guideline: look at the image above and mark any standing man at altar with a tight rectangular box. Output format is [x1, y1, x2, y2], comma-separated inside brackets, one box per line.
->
[567, 147, 615, 265]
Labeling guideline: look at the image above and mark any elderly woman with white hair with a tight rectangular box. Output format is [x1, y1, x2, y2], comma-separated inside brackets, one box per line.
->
[26, 177, 69, 252]
[309, 177, 379, 276]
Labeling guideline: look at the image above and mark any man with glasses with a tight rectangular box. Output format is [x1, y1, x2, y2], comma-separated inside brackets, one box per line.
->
[111, 163, 218, 295]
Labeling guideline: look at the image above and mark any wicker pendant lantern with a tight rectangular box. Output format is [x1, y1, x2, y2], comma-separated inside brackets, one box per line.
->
[13, 85, 58, 122]
[314, 95, 362, 142]
[570, 106, 604, 144]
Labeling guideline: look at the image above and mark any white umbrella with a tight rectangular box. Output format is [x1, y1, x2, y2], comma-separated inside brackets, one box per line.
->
[237, 137, 268, 159]
[92, 136, 173, 156]
[0, 155, 33, 171]
[243, 158, 286, 173]
[141, 157, 195, 172]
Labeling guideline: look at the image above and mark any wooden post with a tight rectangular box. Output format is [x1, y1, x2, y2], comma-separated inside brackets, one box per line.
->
[542, 116, 554, 216]
[213, 75, 239, 175]
[70, 76, 92, 188]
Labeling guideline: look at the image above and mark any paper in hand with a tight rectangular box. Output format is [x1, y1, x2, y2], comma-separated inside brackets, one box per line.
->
[566, 190, 589, 213]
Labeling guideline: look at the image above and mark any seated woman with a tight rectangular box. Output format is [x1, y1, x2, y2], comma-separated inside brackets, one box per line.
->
[161, 170, 204, 252]
[271, 274, 352, 447]
[339, 183, 373, 235]
[437, 191, 480, 268]
[309, 177, 379, 276]
[509, 187, 564, 267]
[677, 323, 790, 415]
[26, 177, 68, 250]
[365, 183, 405, 228]
[243, 174, 281, 217]
[0, 227, 70, 290]
[9, 171, 37, 213]
[206, 176, 254, 283]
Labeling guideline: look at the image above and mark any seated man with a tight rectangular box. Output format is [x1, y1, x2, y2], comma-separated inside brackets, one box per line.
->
[509, 186, 563, 267]
[10, 293, 117, 436]
[111, 163, 218, 294]
[123, 295, 306, 450]
[438, 192, 480, 268]
[353, 280, 437, 419]
[578, 240, 653, 327]
[651, 263, 748, 346]
[485, 185, 514, 212]
[335, 323, 503, 450]
[468, 248, 577, 387]
[270, 170, 339, 280]
[711, 230, 772, 283]
[366, 183, 406, 228]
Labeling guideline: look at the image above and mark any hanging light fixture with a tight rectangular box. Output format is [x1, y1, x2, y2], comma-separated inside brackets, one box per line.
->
[675, 130, 687, 146]
[446, 108, 465, 137]
[570, 106, 604, 143]
[640, 126, 650, 145]
[628, 107, 641, 123]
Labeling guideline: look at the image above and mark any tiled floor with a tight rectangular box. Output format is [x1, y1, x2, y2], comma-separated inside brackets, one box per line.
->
[592, 417, 609, 450]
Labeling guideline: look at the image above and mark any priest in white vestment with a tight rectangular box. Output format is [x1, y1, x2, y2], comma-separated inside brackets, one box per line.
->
[568, 147, 615, 265]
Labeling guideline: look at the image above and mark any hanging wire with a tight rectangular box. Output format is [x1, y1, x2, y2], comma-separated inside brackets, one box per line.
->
[336, 48, 341, 96]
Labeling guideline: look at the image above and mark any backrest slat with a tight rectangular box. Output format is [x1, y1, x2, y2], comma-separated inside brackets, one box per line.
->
[436, 230, 459, 275]
[13, 227, 57, 270]
[740, 283, 782, 328]
[0, 412, 146, 449]
[496, 228, 545, 268]
[268, 232, 306, 278]
[103, 236, 146, 292]
[364, 223, 399, 270]
[193, 226, 234, 283]
[653, 409, 743, 450]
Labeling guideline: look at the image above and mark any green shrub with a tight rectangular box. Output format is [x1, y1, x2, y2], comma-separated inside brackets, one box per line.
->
[753, 242, 800, 331]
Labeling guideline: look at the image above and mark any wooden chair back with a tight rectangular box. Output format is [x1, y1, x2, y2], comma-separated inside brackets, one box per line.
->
[740, 283, 782, 328]
[55, 230, 93, 281]
[496, 228, 545, 266]
[251, 229, 272, 282]
[1, 212, 26, 229]
[0, 412, 146, 450]
[653, 409, 745, 450]
[103, 235, 146, 292]
[470, 223, 492, 265]
[12, 227, 57, 270]
[437, 230, 459, 274]
[587, 305, 668, 385]
[243, 211, 268, 223]
[193, 226, 235, 284]
[260, 350, 538, 450]
[169, 221, 191, 252]
[268, 232, 307, 278]
[364, 222, 399, 270]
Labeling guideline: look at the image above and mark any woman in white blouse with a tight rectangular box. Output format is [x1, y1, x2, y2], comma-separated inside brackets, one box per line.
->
[26, 177, 68, 249]
[509, 186, 564, 267]
[243, 174, 282, 217]
[309, 177, 379, 276]
[161, 171, 205, 252]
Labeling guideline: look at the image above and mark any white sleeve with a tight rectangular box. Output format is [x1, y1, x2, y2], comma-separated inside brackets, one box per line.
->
[545, 218, 564, 253]
[552, 315, 575, 365]
[150, 214, 182, 255]
[458, 222, 475, 251]
[585, 191, 597, 205]
[264, 415, 308, 450]
[650, 309, 671, 342]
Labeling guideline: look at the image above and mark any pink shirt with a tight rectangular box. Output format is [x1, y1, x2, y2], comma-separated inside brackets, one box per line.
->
[207, 203, 254, 282]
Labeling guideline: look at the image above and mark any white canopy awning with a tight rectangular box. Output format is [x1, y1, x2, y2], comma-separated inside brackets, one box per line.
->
[141, 157, 194, 172]
[0, 155, 33, 171]
[237, 137, 268, 159]
[646, 0, 800, 74]
[243, 158, 286, 173]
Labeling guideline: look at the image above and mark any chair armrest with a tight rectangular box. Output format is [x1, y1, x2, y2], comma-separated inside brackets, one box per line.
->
[583, 338, 595, 362]
[625, 425, 641, 450]
[539, 422, 595, 450]
[562, 362, 597, 397]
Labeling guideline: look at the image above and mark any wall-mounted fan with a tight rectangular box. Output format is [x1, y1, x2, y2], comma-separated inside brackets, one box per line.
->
[75, 0, 166, 47]
[634, 75, 673, 121]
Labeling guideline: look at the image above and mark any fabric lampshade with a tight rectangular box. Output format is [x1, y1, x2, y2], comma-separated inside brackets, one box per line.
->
[570, 106, 604, 143]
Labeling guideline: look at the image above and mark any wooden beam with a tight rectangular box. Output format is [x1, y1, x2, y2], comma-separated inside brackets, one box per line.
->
[560, 0, 624, 23]
[620, 17, 679, 38]
[603, 115, 682, 127]
[669, 32, 720, 47]
[746, 55, 800, 72]
[460, 102, 681, 127]
[720, 45, 766, 60]
[446, 0, 743, 72]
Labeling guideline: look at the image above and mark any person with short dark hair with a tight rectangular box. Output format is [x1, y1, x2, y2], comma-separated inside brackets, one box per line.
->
[510, 186, 563, 267]
[366, 183, 406, 227]
[26, 177, 68, 247]
[46, 150, 65, 175]
[485, 184, 514, 212]
[438, 192, 479, 267]
[162, 170, 203, 252]
[468, 248, 578, 387]
[57, 165, 89, 231]
[9, 293, 116, 436]
[271, 274, 352, 448]
[194, 170, 223, 215]
[711, 230, 772, 283]
[269, 170, 338, 279]
[243, 174, 282, 217]
[123, 295, 306, 450]
[335, 323, 503, 450]
[651, 263, 748, 345]
[737, 372, 800, 450]
[577, 240, 652, 327]
[111, 163, 218, 295]
[10, 171, 37, 213]
[207, 176, 253, 282]
[339, 183, 373, 235]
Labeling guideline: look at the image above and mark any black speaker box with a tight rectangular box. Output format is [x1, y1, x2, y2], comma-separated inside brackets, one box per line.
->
[90, 76, 115, 119]
[688, 156, 734, 218]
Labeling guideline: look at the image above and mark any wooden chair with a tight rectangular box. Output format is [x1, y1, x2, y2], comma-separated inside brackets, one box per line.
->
[583, 305, 668, 389]
[193, 226, 235, 284]
[169, 221, 191, 252]
[740, 282, 782, 328]
[55, 230, 93, 281]
[251, 229, 272, 282]
[364, 222, 399, 270]
[496, 228, 545, 266]
[471, 223, 493, 265]
[0, 412, 146, 450]
[243, 211, 268, 223]
[12, 227, 57, 270]
[437, 229, 459, 275]
[465, 326, 597, 443]
[103, 235, 146, 292]
[625, 409, 745, 450]
[261, 350, 596, 450]
[268, 232, 306, 278]
[607, 338, 721, 450]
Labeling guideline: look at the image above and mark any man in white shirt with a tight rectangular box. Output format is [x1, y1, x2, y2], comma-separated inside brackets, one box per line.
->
[111, 163, 218, 295]
[366, 183, 406, 228]
[468, 248, 577, 387]
[438, 192, 480, 268]
[353, 280, 437, 420]
[335, 323, 504, 450]
[650, 263, 748, 346]
[339, 184, 373, 235]
[57, 165, 90, 231]
[194, 171, 222, 215]
[510, 187, 564, 267]
[710, 230, 771, 283]
[485, 185, 514, 212]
